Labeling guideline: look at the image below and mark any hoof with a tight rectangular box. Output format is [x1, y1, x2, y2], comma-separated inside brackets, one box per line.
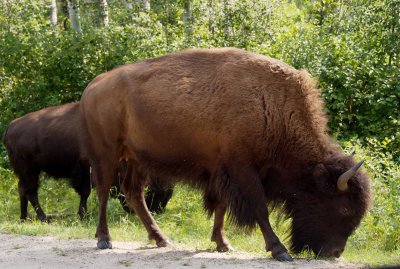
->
[37, 214, 49, 223]
[97, 240, 112, 249]
[78, 212, 87, 220]
[39, 217, 50, 223]
[274, 252, 293, 262]
[156, 240, 172, 247]
[217, 244, 235, 252]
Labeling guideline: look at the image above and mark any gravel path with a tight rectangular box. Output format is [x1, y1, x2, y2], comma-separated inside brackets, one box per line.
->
[0, 233, 365, 269]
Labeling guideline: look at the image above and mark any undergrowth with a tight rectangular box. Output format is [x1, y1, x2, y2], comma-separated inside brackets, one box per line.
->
[0, 139, 398, 266]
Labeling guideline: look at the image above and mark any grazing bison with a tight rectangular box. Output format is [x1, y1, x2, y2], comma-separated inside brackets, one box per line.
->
[3, 102, 173, 221]
[79, 48, 371, 261]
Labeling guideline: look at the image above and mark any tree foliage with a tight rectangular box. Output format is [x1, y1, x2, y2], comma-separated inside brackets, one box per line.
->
[0, 0, 399, 157]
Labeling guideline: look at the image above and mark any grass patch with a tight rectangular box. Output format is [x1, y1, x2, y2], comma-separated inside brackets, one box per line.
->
[0, 140, 398, 266]
[344, 248, 400, 267]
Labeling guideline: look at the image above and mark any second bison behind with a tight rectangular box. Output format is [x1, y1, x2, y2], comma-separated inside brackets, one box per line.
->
[4, 102, 173, 221]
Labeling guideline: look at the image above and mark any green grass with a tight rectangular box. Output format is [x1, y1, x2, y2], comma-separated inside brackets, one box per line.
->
[0, 140, 399, 267]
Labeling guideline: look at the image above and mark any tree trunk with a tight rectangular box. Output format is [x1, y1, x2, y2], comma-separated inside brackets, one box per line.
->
[183, 0, 192, 37]
[123, 0, 133, 9]
[135, 0, 150, 11]
[50, 0, 57, 27]
[208, 0, 215, 39]
[99, 0, 109, 27]
[223, 0, 230, 41]
[163, 0, 170, 46]
[67, 0, 82, 32]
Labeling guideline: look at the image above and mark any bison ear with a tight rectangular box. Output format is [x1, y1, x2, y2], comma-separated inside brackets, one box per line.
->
[312, 164, 336, 193]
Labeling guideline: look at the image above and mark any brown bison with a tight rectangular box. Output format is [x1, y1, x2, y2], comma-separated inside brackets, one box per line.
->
[79, 48, 371, 261]
[3, 102, 173, 221]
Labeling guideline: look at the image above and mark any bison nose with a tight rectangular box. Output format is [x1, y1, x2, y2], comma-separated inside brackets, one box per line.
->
[332, 248, 344, 258]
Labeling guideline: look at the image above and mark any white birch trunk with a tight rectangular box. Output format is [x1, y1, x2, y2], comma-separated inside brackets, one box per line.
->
[123, 0, 133, 9]
[135, 0, 150, 11]
[50, 0, 57, 27]
[67, 0, 82, 32]
[99, 0, 109, 27]
[123, 0, 150, 11]
[183, 0, 192, 37]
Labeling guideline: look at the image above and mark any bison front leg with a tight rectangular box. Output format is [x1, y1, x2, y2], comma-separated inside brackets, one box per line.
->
[28, 193, 47, 222]
[121, 166, 171, 247]
[18, 179, 30, 220]
[131, 192, 171, 247]
[19, 192, 29, 220]
[72, 184, 90, 220]
[77, 192, 90, 220]
[256, 209, 293, 261]
[145, 179, 174, 214]
[227, 165, 293, 261]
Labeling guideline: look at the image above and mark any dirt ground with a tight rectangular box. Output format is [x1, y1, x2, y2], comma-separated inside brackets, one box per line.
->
[0, 233, 365, 269]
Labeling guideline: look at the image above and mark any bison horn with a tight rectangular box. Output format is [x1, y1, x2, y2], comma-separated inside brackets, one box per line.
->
[337, 160, 364, 191]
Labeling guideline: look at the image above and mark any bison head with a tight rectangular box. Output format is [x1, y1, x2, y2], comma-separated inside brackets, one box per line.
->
[288, 154, 371, 258]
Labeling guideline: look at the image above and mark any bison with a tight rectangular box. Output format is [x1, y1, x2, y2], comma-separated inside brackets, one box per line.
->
[3, 102, 173, 221]
[79, 48, 371, 261]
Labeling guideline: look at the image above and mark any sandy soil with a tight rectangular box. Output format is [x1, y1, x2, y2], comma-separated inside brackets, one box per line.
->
[0, 233, 365, 269]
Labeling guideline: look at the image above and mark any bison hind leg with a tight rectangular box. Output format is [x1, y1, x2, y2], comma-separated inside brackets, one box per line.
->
[17, 171, 48, 222]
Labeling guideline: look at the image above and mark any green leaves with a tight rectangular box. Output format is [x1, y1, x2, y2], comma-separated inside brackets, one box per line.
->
[276, 0, 399, 156]
[0, 0, 398, 155]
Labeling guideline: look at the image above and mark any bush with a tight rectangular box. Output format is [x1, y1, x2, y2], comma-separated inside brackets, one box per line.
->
[1, 1, 398, 157]
[341, 139, 399, 252]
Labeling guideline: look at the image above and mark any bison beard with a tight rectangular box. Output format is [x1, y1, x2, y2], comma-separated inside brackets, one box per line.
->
[3, 102, 173, 222]
[79, 48, 371, 261]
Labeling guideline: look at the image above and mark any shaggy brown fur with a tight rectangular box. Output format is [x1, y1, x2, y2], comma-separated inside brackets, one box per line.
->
[3, 102, 173, 221]
[79, 48, 371, 261]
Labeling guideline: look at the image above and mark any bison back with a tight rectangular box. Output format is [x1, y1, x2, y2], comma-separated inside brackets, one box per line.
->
[80, 48, 328, 175]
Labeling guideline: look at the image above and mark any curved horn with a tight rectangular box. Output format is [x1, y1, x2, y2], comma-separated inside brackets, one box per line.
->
[337, 160, 365, 191]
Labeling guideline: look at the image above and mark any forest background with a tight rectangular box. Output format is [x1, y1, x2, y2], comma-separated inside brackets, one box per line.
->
[0, 0, 399, 266]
